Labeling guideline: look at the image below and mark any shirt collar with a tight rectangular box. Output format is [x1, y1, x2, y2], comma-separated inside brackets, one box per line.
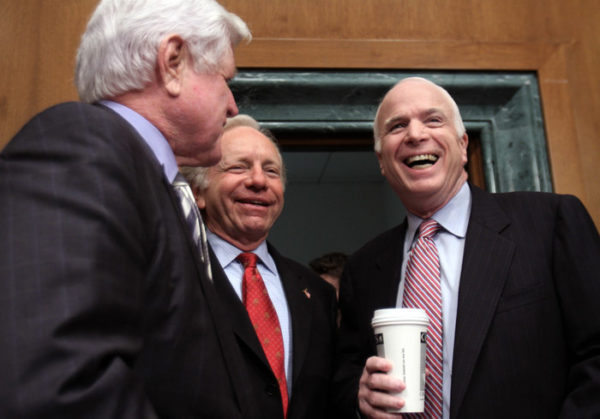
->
[405, 181, 472, 244]
[207, 230, 277, 274]
[100, 100, 179, 182]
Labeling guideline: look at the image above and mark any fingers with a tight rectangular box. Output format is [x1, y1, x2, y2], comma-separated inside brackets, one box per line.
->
[358, 356, 405, 418]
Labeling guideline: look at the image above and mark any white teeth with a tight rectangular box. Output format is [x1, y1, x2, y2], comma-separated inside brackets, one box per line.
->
[405, 154, 438, 164]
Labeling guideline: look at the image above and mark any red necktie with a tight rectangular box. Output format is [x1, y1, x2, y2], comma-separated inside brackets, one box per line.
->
[403, 219, 443, 418]
[238, 252, 288, 417]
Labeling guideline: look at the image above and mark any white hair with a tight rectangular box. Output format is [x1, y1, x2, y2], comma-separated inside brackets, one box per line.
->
[75, 0, 251, 103]
[181, 114, 287, 190]
[373, 77, 466, 152]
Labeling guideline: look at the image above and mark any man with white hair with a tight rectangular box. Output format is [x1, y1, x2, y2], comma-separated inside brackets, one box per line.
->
[333, 77, 600, 418]
[0, 1, 258, 417]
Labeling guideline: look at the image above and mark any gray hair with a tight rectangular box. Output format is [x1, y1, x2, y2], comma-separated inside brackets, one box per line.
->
[75, 0, 251, 103]
[373, 77, 466, 152]
[181, 114, 287, 190]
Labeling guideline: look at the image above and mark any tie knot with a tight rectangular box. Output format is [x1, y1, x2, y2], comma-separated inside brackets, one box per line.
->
[237, 252, 258, 268]
[418, 219, 440, 239]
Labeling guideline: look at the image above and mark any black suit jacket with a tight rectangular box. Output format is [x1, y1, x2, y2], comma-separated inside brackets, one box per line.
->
[210, 243, 338, 419]
[333, 184, 600, 418]
[0, 102, 258, 418]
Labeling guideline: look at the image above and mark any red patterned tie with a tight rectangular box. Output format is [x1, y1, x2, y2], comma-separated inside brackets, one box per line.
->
[238, 252, 288, 417]
[402, 219, 443, 419]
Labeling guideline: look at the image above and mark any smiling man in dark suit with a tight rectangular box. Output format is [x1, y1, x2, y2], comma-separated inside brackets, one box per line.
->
[182, 114, 337, 419]
[332, 77, 600, 418]
[0, 1, 257, 418]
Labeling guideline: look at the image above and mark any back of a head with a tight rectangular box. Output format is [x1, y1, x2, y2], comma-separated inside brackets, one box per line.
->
[75, 0, 250, 103]
[309, 252, 348, 278]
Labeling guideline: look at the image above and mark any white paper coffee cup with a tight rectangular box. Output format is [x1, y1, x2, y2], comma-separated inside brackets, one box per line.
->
[371, 308, 429, 413]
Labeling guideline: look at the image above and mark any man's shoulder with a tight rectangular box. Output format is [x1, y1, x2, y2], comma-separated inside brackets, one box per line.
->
[470, 186, 596, 237]
[350, 223, 406, 262]
[7, 102, 135, 147]
[475, 186, 584, 218]
[268, 245, 336, 298]
[31, 101, 121, 124]
[2, 101, 161, 187]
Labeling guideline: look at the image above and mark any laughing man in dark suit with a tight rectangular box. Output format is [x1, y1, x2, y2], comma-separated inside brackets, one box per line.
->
[0, 1, 254, 417]
[332, 77, 600, 419]
[181, 114, 337, 419]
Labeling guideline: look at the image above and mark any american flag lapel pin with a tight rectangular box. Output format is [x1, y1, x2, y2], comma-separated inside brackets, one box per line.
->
[303, 288, 311, 299]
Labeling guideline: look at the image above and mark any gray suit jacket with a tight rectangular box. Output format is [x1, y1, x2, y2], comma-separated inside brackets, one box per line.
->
[333, 184, 600, 418]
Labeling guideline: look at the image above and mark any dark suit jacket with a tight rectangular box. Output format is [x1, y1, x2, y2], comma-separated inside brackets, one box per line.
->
[333, 184, 600, 419]
[210, 243, 338, 419]
[0, 102, 261, 418]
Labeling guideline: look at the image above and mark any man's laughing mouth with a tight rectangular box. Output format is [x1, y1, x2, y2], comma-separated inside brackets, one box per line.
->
[404, 154, 439, 169]
[238, 198, 269, 207]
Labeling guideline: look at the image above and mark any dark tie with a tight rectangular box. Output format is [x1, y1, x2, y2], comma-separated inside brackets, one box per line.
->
[172, 173, 212, 281]
[237, 252, 288, 417]
[403, 219, 443, 418]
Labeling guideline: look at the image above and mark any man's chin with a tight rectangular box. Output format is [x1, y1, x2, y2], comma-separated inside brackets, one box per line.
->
[177, 148, 222, 167]
[198, 150, 222, 167]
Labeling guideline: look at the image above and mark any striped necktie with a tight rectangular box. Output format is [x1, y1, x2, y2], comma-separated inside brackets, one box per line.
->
[403, 219, 443, 418]
[172, 173, 212, 281]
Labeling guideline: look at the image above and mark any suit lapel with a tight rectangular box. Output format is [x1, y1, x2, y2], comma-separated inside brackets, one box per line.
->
[164, 187, 251, 416]
[450, 186, 515, 419]
[209, 248, 272, 371]
[374, 223, 408, 307]
[269, 245, 312, 388]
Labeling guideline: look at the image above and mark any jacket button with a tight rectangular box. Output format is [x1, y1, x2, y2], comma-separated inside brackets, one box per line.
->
[265, 384, 277, 397]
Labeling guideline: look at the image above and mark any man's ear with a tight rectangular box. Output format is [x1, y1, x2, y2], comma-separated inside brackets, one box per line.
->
[193, 185, 207, 210]
[460, 133, 469, 166]
[157, 35, 187, 97]
[376, 151, 385, 176]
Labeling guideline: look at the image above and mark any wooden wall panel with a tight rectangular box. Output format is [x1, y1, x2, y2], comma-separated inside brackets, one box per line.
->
[565, 0, 600, 231]
[1, 0, 598, 225]
[0, 0, 95, 143]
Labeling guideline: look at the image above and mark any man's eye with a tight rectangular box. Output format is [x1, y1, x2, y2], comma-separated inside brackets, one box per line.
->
[427, 117, 443, 124]
[227, 165, 245, 172]
[265, 168, 281, 177]
[389, 122, 406, 132]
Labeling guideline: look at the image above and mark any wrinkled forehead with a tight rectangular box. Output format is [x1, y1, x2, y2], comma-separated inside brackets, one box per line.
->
[221, 126, 283, 164]
[380, 80, 452, 120]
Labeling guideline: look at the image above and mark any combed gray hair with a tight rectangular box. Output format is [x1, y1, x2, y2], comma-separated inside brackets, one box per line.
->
[181, 114, 287, 191]
[373, 77, 466, 152]
[75, 0, 251, 103]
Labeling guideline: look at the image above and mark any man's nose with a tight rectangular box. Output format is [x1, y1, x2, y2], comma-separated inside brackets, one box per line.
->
[246, 166, 267, 188]
[226, 87, 239, 118]
[406, 121, 427, 143]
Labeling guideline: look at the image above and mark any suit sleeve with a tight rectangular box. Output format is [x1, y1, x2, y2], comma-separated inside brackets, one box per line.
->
[0, 105, 160, 418]
[555, 195, 600, 417]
